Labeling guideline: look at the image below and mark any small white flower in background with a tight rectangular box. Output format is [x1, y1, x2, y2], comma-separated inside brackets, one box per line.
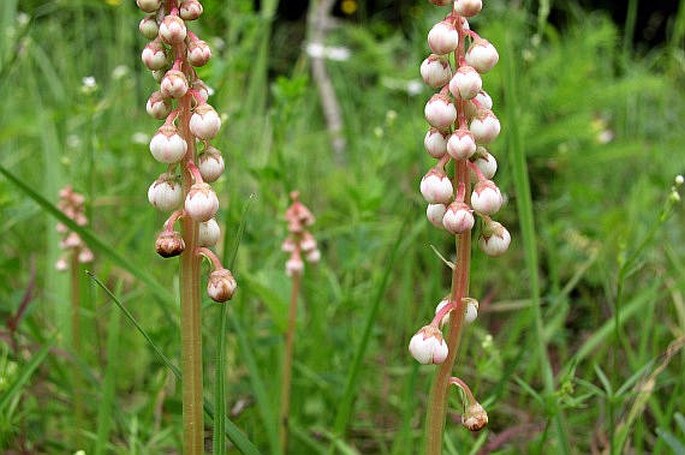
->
[131, 132, 149, 145]
[305, 42, 351, 62]
[81, 76, 97, 94]
[112, 65, 130, 80]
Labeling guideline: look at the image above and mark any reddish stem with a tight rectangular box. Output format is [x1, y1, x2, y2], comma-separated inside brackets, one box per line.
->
[197, 246, 223, 270]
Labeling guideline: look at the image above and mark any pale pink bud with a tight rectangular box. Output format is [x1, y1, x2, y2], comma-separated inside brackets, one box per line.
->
[148, 173, 183, 211]
[185, 183, 219, 222]
[464, 90, 493, 118]
[188, 39, 212, 67]
[207, 269, 237, 302]
[149, 125, 187, 163]
[146, 91, 172, 119]
[449, 65, 482, 100]
[198, 146, 225, 182]
[464, 298, 479, 323]
[155, 231, 185, 258]
[435, 298, 451, 327]
[305, 249, 321, 263]
[471, 180, 502, 215]
[139, 15, 159, 40]
[408, 325, 448, 364]
[192, 80, 210, 102]
[446, 129, 477, 160]
[160, 69, 188, 99]
[469, 109, 501, 143]
[159, 15, 187, 44]
[473, 148, 497, 179]
[62, 232, 82, 249]
[454, 0, 482, 17]
[136, 0, 161, 13]
[180, 0, 204, 20]
[141, 39, 167, 71]
[282, 237, 296, 253]
[300, 232, 317, 252]
[189, 104, 221, 139]
[466, 39, 499, 73]
[426, 203, 447, 229]
[427, 20, 459, 55]
[286, 256, 304, 277]
[78, 248, 94, 264]
[424, 128, 448, 159]
[462, 402, 488, 431]
[442, 202, 474, 234]
[420, 168, 453, 204]
[420, 54, 452, 88]
[56, 223, 68, 234]
[199, 218, 221, 247]
[424, 94, 457, 129]
[55, 257, 68, 272]
[478, 220, 511, 256]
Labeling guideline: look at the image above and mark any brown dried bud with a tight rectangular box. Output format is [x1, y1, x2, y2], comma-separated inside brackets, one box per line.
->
[155, 231, 185, 258]
[207, 268, 237, 303]
[462, 403, 488, 432]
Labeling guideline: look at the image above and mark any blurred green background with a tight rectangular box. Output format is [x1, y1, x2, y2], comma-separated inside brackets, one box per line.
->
[1, 0, 684, 453]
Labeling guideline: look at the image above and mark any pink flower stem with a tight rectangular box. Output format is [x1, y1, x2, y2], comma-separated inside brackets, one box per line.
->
[467, 160, 487, 181]
[163, 209, 185, 232]
[186, 159, 204, 184]
[455, 181, 466, 202]
[425, 16, 472, 455]
[448, 376, 477, 405]
[197, 246, 223, 270]
[279, 269, 302, 452]
[430, 300, 458, 327]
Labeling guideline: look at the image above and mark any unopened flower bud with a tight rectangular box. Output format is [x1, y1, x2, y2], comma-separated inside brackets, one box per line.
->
[420, 168, 453, 204]
[160, 69, 189, 99]
[199, 218, 221, 247]
[454, 0, 482, 17]
[305, 249, 321, 263]
[149, 125, 188, 163]
[466, 39, 499, 73]
[286, 256, 304, 277]
[473, 148, 497, 179]
[462, 402, 488, 431]
[424, 128, 448, 159]
[188, 39, 212, 67]
[420, 54, 452, 88]
[426, 203, 447, 229]
[442, 202, 474, 234]
[449, 65, 482, 100]
[471, 180, 502, 215]
[136, 0, 161, 13]
[469, 109, 501, 143]
[447, 129, 477, 160]
[55, 258, 68, 272]
[159, 14, 187, 44]
[148, 173, 183, 211]
[192, 79, 210, 102]
[141, 39, 167, 70]
[197, 146, 225, 182]
[146, 91, 172, 119]
[139, 15, 159, 40]
[300, 232, 317, 252]
[62, 232, 82, 249]
[408, 325, 448, 364]
[464, 298, 479, 323]
[424, 94, 457, 129]
[78, 248, 94, 264]
[185, 183, 219, 222]
[207, 268, 237, 302]
[155, 231, 185, 258]
[427, 20, 459, 55]
[478, 220, 511, 256]
[189, 104, 221, 139]
[282, 237, 296, 253]
[180, 0, 203, 20]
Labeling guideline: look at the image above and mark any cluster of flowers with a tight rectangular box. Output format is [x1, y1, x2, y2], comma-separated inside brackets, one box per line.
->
[282, 192, 320, 276]
[137, 0, 235, 302]
[55, 186, 94, 271]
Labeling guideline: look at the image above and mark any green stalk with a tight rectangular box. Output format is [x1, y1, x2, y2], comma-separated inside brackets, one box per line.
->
[279, 271, 302, 452]
[424, 160, 471, 455]
[70, 251, 84, 446]
[179, 93, 204, 455]
[213, 303, 228, 455]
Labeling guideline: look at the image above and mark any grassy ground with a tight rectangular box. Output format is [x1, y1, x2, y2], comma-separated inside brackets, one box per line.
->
[1, 0, 685, 453]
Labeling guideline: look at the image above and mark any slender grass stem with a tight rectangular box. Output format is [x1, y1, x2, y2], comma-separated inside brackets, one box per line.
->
[425, 160, 471, 455]
[179, 92, 204, 455]
[70, 251, 84, 446]
[213, 303, 228, 455]
[279, 271, 302, 453]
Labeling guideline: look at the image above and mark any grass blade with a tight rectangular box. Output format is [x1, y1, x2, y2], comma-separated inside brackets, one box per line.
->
[0, 164, 174, 303]
[86, 271, 261, 454]
[0, 337, 54, 412]
[331, 213, 411, 439]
